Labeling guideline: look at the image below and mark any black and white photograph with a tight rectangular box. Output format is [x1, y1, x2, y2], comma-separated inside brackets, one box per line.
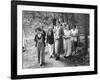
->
[22, 11, 90, 69]
[11, 1, 97, 79]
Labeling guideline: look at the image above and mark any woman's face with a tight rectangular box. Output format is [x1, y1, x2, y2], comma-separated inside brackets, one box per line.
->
[57, 22, 60, 26]
[65, 25, 69, 30]
[50, 28, 52, 31]
[64, 24, 66, 28]
[66, 27, 68, 30]
[37, 30, 41, 34]
[48, 29, 51, 35]
[73, 26, 76, 30]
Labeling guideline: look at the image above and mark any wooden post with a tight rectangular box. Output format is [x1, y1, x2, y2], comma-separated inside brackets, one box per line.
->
[84, 14, 89, 56]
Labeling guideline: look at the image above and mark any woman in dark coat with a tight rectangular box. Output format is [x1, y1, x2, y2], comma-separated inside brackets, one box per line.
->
[47, 26, 54, 58]
[34, 28, 45, 66]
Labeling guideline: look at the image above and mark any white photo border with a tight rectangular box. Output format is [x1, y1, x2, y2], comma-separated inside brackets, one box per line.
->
[17, 5, 95, 75]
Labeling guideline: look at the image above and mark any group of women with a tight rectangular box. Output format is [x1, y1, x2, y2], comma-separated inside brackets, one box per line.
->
[34, 21, 78, 66]
[47, 23, 78, 60]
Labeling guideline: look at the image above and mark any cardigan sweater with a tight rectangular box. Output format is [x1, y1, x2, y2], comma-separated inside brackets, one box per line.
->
[47, 30, 54, 44]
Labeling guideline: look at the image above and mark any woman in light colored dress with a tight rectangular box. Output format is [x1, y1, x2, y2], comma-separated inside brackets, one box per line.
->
[71, 25, 78, 55]
[63, 24, 72, 58]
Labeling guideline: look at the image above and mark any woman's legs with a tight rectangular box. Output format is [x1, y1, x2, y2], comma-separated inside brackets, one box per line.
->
[67, 39, 71, 56]
[55, 40, 60, 60]
[55, 40, 59, 55]
[37, 42, 45, 66]
[64, 39, 68, 57]
[39, 43, 44, 65]
[48, 44, 54, 56]
[63, 39, 71, 57]
[63, 39, 67, 56]
[74, 41, 77, 53]
[72, 41, 77, 55]
[37, 47, 40, 64]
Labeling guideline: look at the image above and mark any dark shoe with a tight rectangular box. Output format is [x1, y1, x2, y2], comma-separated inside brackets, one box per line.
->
[22, 47, 26, 52]
[50, 55, 53, 58]
[40, 62, 45, 66]
[55, 56, 60, 60]
[40, 63, 43, 66]
[64, 56, 69, 59]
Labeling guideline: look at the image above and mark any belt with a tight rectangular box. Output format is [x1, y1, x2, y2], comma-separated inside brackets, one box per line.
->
[63, 37, 70, 39]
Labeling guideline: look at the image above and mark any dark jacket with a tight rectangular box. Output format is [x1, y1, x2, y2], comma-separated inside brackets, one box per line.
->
[34, 33, 45, 47]
[42, 30, 46, 42]
[47, 30, 54, 44]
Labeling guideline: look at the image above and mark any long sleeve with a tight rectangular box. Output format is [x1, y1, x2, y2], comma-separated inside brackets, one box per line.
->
[46, 33, 49, 43]
[42, 30, 46, 42]
[34, 35, 37, 42]
[46, 31, 54, 44]
[34, 35, 37, 47]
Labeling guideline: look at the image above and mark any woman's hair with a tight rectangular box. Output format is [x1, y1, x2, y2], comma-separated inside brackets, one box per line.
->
[73, 25, 76, 28]
[35, 27, 42, 32]
[60, 23, 63, 26]
[41, 26, 44, 29]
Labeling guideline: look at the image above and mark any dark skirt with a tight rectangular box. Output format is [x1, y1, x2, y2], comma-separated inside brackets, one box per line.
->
[58, 36, 64, 54]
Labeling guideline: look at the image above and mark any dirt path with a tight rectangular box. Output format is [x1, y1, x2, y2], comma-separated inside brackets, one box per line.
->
[22, 46, 67, 69]
[22, 46, 89, 69]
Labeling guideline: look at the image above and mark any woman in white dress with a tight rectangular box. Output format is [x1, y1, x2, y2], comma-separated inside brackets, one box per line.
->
[63, 24, 72, 58]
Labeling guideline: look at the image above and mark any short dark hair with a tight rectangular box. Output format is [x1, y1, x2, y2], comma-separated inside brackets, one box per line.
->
[60, 23, 62, 26]
[73, 25, 76, 28]
[35, 27, 42, 32]
[41, 26, 44, 28]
